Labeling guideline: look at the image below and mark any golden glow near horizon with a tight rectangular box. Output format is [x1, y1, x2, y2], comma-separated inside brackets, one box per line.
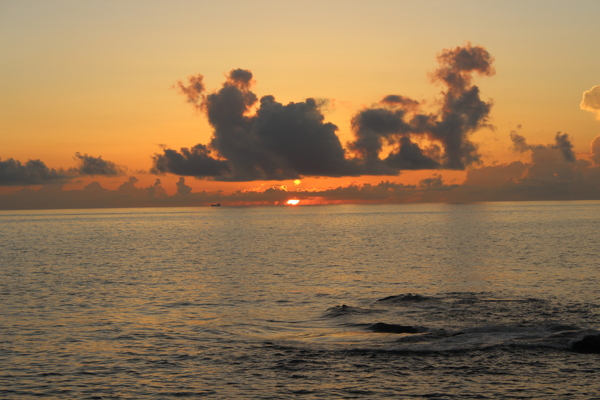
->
[286, 199, 300, 205]
[1, 1, 600, 209]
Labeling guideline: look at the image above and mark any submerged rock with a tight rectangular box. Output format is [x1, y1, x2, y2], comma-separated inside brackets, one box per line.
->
[367, 322, 419, 334]
[571, 335, 600, 353]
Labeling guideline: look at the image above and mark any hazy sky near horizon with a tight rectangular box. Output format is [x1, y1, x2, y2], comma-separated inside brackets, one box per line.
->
[1, 0, 600, 206]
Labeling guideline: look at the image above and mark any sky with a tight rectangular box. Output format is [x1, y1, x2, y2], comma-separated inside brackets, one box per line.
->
[1, 0, 600, 209]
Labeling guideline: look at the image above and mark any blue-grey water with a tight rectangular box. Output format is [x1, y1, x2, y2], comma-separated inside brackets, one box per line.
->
[1, 202, 599, 398]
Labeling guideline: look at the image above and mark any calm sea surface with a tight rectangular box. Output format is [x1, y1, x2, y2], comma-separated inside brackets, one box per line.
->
[1, 202, 599, 398]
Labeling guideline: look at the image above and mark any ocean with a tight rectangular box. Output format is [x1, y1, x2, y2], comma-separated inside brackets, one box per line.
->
[1, 201, 599, 398]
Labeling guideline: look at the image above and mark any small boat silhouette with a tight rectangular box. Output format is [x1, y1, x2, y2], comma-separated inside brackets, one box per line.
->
[211, 203, 221, 207]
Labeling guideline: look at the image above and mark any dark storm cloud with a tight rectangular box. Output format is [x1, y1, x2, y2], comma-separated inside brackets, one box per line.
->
[0, 158, 68, 186]
[72, 152, 125, 176]
[153, 44, 496, 181]
[349, 42, 495, 171]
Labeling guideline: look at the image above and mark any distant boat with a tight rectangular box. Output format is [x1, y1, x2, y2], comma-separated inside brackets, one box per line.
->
[211, 203, 221, 207]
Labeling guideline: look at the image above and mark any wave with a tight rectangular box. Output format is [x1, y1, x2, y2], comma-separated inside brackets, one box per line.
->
[376, 293, 433, 304]
[321, 304, 384, 318]
[310, 292, 600, 354]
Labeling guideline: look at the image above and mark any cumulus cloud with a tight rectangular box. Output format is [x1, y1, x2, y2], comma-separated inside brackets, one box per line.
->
[153, 44, 495, 181]
[554, 132, 576, 162]
[72, 153, 125, 176]
[0, 153, 126, 186]
[580, 85, 600, 119]
[508, 130, 579, 182]
[151, 69, 360, 181]
[154, 69, 364, 181]
[0, 158, 69, 186]
[349, 42, 495, 171]
[146, 179, 167, 197]
[151, 144, 230, 177]
[510, 130, 576, 163]
[175, 177, 192, 195]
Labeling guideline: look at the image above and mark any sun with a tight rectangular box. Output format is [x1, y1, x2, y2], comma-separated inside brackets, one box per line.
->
[286, 199, 300, 205]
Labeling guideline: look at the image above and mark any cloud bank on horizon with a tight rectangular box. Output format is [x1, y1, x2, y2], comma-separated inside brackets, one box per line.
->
[152, 43, 495, 181]
[2, 125, 600, 209]
[0, 153, 125, 186]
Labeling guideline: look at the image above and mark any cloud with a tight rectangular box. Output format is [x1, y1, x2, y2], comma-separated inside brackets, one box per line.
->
[510, 130, 530, 153]
[384, 136, 442, 170]
[510, 129, 576, 162]
[175, 177, 192, 195]
[508, 130, 579, 182]
[3, 132, 600, 211]
[151, 144, 230, 177]
[554, 132, 575, 162]
[175, 74, 205, 112]
[451, 132, 600, 202]
[153, 44, 495, 181]
[462, 161, 527, 187]
[72, 153, 125, 176]
[0, 152, 127, 186]
[0, 158, 69, 186]
[155, 69, 365, 180]
[591, 134, 600, 166]
[349, 42, 495, 171]
[580, 85, 600, 119]
[419, 174, 445, 189]
[146, 179, 167, 197]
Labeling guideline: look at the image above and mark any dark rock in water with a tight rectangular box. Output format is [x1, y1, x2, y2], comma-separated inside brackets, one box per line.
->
[571, 335, 600, 353]
[376, 293, 430, 303]
[368, 322, 419, 334]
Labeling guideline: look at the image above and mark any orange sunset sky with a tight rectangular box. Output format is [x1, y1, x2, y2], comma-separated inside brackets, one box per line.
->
[1, 0, 600, 209]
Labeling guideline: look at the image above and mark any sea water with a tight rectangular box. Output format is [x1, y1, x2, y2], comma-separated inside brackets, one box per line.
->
[1, 202, 599, 398]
